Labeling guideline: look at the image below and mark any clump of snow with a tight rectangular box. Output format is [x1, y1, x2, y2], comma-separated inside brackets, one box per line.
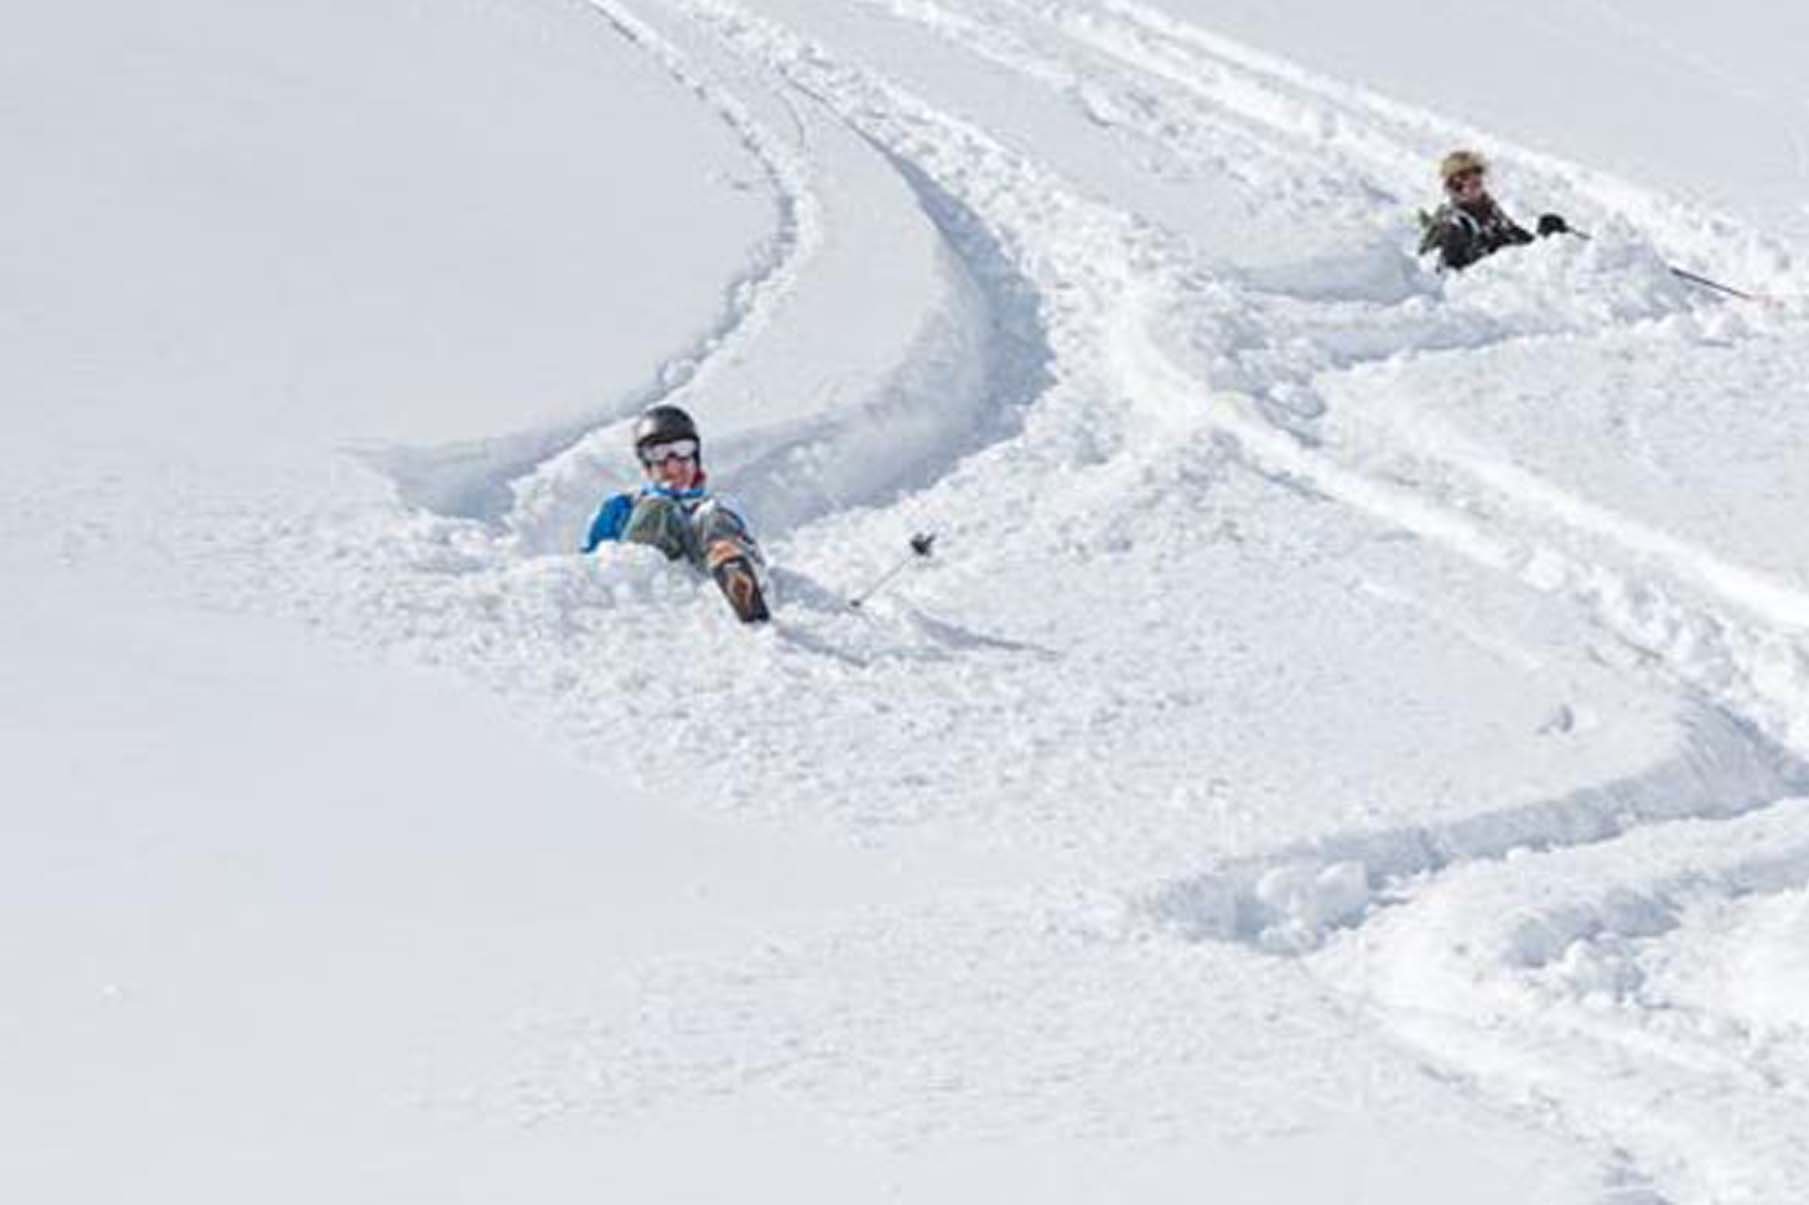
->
[1253, 859, 1372, 951]
[1649, 885, 1809, 1037]
[571, 544, 705, 610]
[1442, 225, 1692, 334]
[1552, 935, 1644, 1002]
[1727, 890, 1809, 1032]
[1239, 240, 1431, 305]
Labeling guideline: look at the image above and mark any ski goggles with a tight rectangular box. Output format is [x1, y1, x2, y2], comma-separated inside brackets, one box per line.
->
[638, 438, 698, 465]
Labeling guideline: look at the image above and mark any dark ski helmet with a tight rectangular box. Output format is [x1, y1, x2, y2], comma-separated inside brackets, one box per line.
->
[632, 404, 701, 461]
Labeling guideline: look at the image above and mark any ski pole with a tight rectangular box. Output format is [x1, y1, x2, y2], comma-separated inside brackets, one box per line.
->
[848, 532, 937, 609]
[1666, 266, 1765, 303]
[1561, 228, 1770, 303]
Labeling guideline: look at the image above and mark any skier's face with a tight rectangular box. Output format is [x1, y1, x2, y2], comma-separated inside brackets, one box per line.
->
[1448, 168, 1487, 201]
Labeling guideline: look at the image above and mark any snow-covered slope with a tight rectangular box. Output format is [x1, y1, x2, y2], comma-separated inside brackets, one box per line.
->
[9, 0, 1809, 1201]
[1146, 0, 1809, 250]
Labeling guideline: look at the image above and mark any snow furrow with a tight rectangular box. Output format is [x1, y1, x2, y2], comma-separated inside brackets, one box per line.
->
[1335, 799, 1809, 1203]
[493, 0, 824, 539]
[698, 135, 1055, 538]
[1148, 706, 1809, 952]
[498, 1, 1061, 555]
[1336, 394, 1809, 632]
[359, 0, 822, 528]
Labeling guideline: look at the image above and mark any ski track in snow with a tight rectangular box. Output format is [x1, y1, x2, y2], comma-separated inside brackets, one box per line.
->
[228, 0, 1809, 1194]
[356, 0, 825, 526]
[485, 0, 1057, 558]
[1322, 801, 1809, 1203]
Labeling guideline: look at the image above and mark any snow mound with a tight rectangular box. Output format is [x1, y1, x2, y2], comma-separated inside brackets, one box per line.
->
[1237, 240, 1432, 305]
[1442, 225, 1695, 334]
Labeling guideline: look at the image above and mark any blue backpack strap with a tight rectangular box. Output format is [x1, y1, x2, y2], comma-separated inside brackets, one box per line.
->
[582, 493, 636, 553]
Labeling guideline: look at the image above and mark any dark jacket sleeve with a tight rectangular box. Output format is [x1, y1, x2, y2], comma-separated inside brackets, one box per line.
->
[1437, 208, 1535, 271]
[1438, 219, 1482, 272]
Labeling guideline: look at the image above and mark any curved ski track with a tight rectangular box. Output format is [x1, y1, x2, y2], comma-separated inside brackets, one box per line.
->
[351, 0, 822, 526]
[277, 0, 1809, 1196]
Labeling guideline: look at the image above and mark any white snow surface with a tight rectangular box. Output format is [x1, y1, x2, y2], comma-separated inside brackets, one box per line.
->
[8, 0, 1809, 1200]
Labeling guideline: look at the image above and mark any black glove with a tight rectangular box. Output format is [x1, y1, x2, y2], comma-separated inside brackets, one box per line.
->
[1537, 213, 1569, 237]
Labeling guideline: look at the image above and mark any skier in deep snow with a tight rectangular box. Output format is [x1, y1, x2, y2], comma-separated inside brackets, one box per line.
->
[1419, 150, 1570, 272]
[583, 404, 770, 623]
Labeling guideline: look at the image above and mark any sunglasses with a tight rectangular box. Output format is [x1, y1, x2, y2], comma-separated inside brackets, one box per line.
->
[639, 438, 698, 465]
[1448, 169, 1486, 188]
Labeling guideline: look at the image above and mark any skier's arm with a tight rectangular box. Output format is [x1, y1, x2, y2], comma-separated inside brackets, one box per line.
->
[583, 493, 635, 553]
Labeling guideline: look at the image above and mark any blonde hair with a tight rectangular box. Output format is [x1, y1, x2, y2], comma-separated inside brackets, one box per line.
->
[1439, 149, 1488, 185]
